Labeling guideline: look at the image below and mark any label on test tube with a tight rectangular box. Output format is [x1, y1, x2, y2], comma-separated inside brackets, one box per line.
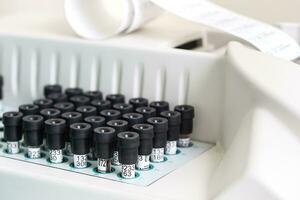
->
[73, 154, 87, 168]
[136, 155, 150, 170]
[7, 141, 19, 154]
[165, 140, 177, 155]
[49, 149, 63, 163]
[121, 164, 136, 179]
[178, 137, 191, 148]
[97, 158, 112, 173]
[151, 148, 164, 162]
[27, 147, 41, 159]
[112, 151, 121, 165]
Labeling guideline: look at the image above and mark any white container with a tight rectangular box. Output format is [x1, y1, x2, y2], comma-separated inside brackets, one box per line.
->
[0, 32, 299, 200]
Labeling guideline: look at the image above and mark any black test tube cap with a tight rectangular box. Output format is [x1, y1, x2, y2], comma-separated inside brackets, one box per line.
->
[53, 102, 75, 113]
[150, 101, 170, 116]
[113, 103, 133, 114]
[135, 107, 156, 121]
[100, 109, 121, 121]
[65, 87, 83, 99]
[40, 108, 61, 120]
[90, 99, 111, 112]
[94, 127, 116, 159]
[129, 97, 149, 110]
[160, 111, 181, 141]
[106, 94, 125, 105]
[174, 105, 195, 135]
[44, 84, 62, 98]
[47, 93, 68, 103]
[70, 123, 92, 155]
[122, 113, 144, 128]
[3, 111, 23, 142]
[45, 118, 66, 150]
[76, 105, 97, 118]
[84, 91, 103, 100]
[34, 99, 53, 110]
[132, 124, 153, 156]
[19, 104, 39, 116]
[61, 112, 83, 142]
[117, 132, 139, 165]
[23, 115, 44, 147]
[84, 116, 106, 129]
[147, 117, 168, 148]
[107, 120, 128, 133]
[70, 95, 90, 107]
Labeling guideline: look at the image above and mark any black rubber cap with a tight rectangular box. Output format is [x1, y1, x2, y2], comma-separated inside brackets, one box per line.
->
[132, 124, 153, 156]
[160, 111, 181, 141]
[129, 97, 149, 110]
[107, 120, 128, 133]
[34, 99, 53, 110]
[117, 132, 139, 165]
[19, 104, 39, 116]
[47, 93, 68, 103]
[76, 105, 97, 118]
[174, 105, 195, 135]
[40, 108, 61, 120]
[107, 120, 128, 150]
[22, 115, 44, 147]
[90, 99, 111, 112]
[106, 94, 125, 105]
[136, 107, 156, 121]
[150, 101, 170, 116]
[70, 95, 90, 107]
[44, 84, 62, 98]
[84, 91, 103, 100]
[100, 109, 121, 121]
[70, 123, 92, 155]
[122, 113, 144, 127]
[113, 103, 133, 114]
[61, 112, 83, 142]
[53, 102, 75, 113]
[3, 112, 23, 142]
[94, 127, 116, 159]
[45, 118, 66, 150]
[65, 88, 83, 99]
[84, 116, 106, 129]
[147, 117, 168, 148]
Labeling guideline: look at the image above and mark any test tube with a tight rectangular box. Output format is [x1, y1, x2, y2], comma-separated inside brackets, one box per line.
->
[174, 105, 195, 147]
[94, 127, 116, 173]
[23, 115, 44, 159]
[147, 117, 168, 162]
[118, 132, 139, 179]
[132, 124, 154, 170]
[3, 112, 23, 154]
[45, 118, 66, 163]
[160, 111, 181, 155]
[70, 123, 92, 168]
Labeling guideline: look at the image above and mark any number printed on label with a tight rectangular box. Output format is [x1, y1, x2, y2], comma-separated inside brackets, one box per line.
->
[122, 165, 135, 178]
[75, 155, 87, 167]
